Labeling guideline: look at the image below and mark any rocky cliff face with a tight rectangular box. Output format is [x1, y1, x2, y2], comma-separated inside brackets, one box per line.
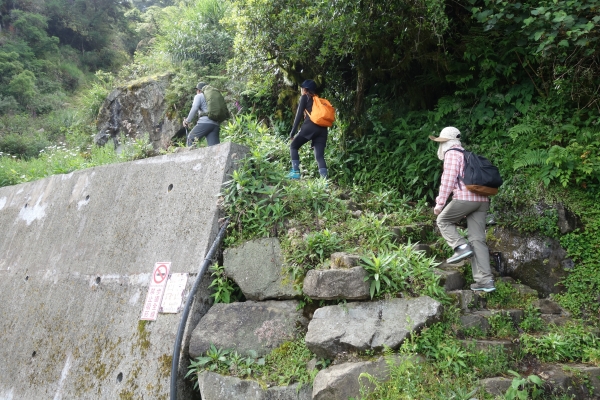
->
[94, 73, 180, 150]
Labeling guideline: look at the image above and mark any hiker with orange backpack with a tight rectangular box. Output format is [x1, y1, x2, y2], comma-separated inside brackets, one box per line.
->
[287, 80, 335, 180]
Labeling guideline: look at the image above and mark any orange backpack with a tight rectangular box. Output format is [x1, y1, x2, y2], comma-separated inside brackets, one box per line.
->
[305, 95, 335, 127]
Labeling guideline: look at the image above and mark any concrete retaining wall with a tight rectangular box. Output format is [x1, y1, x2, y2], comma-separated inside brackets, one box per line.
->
[0, 143, 247, 400]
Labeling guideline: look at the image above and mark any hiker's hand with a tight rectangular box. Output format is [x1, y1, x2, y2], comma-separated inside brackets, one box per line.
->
[434, 205, 443, 215]
[183, 119, 189, 127]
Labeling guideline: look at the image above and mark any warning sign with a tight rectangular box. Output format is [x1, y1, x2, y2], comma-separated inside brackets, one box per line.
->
[140, 262, 171, 321]
[160, 273, 188, 313]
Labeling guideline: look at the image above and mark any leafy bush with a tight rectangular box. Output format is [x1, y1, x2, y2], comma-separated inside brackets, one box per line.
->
[0, 132, 50, 159]
[186, 338, 319, 390]
[487, 312, 518, 339]
[504, 370, 545, 400]
[519, 304, 546, 333]
[358, 352, 481, 400]
[360, 246, 446, 301]
[520, 322, 599, 362]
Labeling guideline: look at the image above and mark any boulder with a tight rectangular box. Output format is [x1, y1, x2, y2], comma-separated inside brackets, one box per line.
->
[330, 252, 361, 269]
[434, 266, 465, 291]
[537, 363, 600, 399]
[459, 313, 490, 333]
[482, 364, 600, 399]
[305, 297, 442, 359]
[533, 298, 566, 315]
[474, 309, 524, 326]
[95, 74, 180, 150]
[223, 238, 298, 300]
[479, 377, 512, 396]
[448, 290, 479, 312]
[189, 300, 307, 358]
[198, 371, 312, 400]
[312, 355, 419, 400]
[302, 267, 370, 300]
[413, 243, 433, 257]
[556, 203, 583, 235]
[489, 226, 569, 296]
[391, 223, 434, 244]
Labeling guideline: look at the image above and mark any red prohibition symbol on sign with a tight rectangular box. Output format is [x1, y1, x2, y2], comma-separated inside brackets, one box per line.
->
[154, 264, 168, 284]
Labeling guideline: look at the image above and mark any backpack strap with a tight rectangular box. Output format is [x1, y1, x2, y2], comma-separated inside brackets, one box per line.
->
[303, 94, 314, 119]
[444, 148, 465, 189]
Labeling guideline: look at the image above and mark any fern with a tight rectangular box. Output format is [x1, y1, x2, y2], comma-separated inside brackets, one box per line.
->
[513, 149, 549, 170]
[508, 124, 536, 141]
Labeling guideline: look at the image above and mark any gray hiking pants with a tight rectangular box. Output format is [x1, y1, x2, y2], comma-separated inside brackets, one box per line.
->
[187, 123, 220, 147]
[437, 200, 493, 284]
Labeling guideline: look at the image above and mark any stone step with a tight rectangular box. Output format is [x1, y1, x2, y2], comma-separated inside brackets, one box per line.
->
[479, 363, 600, 399]
[313, 355, 422, 400]
[434, 267, 465, 292]
[448, 290, 483, 312]
[305, 297, 443, 359]
[459, 339, 518, 355]
[391, 223, 434, 244]
[459, 309, 524, 333]
[198, 371, 312, 400]
[449, 281, 540, 312]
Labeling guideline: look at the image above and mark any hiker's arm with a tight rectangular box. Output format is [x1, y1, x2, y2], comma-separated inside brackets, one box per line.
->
[289, 95, 308, 139]
[435, 151, 461, 214]
[184, 94, 202, 126]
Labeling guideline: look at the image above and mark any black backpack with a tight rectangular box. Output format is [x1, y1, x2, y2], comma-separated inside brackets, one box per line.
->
[447, 148, 503, 196]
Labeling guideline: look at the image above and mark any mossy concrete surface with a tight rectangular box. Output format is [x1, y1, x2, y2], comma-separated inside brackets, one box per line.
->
[0, 143, 247, 400]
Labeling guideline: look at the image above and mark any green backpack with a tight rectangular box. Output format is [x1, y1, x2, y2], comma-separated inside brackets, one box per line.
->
[201, 85, 230, 123]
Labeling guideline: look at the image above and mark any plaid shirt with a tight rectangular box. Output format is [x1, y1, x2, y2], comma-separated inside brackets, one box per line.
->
[436, 145, 489, 208]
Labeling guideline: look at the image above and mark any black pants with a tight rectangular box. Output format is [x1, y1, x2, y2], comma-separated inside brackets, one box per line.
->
[290, 122, 328, 169]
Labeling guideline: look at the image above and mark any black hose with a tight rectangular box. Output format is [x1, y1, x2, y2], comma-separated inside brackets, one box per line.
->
[170, 218, 230, 400]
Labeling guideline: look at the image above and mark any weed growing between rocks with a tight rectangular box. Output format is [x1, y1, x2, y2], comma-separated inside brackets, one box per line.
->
[208, 264, 243, 304]
[355, 351, 484, 400]
[520, 321, 599, 363]
[485, 280, 537, 309]
[186, 337, 322, 389]
[360, 247, 448, 302]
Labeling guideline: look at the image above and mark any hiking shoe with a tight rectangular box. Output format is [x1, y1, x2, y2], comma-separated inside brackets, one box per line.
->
[470, 280, 496, 292]
[447, 244, 473, 263]
[287, 169, 300, 179]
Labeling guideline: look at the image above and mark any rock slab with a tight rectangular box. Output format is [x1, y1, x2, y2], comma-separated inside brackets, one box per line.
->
[305, 296, 442, 359]
[198, 371, 311, 400]
[223, 238, 298, 300]
[312, 355, 416, 400]
[189, 300, 307, 358]
[302, 267, 370, 300]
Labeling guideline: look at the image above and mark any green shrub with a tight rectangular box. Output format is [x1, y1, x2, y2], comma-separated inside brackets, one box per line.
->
[0, 132, 50, 159]
[486, 280, 536, 309]
[208, 264, 242, 304]
[519, 304, 546, 333]
[520, 322, 598, 362]
[357, 353, 482, 400]
[487, 312, 518, 339]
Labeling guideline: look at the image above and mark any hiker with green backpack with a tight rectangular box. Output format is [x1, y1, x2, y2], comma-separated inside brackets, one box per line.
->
[430, 126, 502, 293]
[183, 82, 230, 147]
[287, 79, 335, 180]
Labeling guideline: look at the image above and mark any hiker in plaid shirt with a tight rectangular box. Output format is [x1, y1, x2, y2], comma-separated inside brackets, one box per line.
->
[430, 127, 495, 292]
